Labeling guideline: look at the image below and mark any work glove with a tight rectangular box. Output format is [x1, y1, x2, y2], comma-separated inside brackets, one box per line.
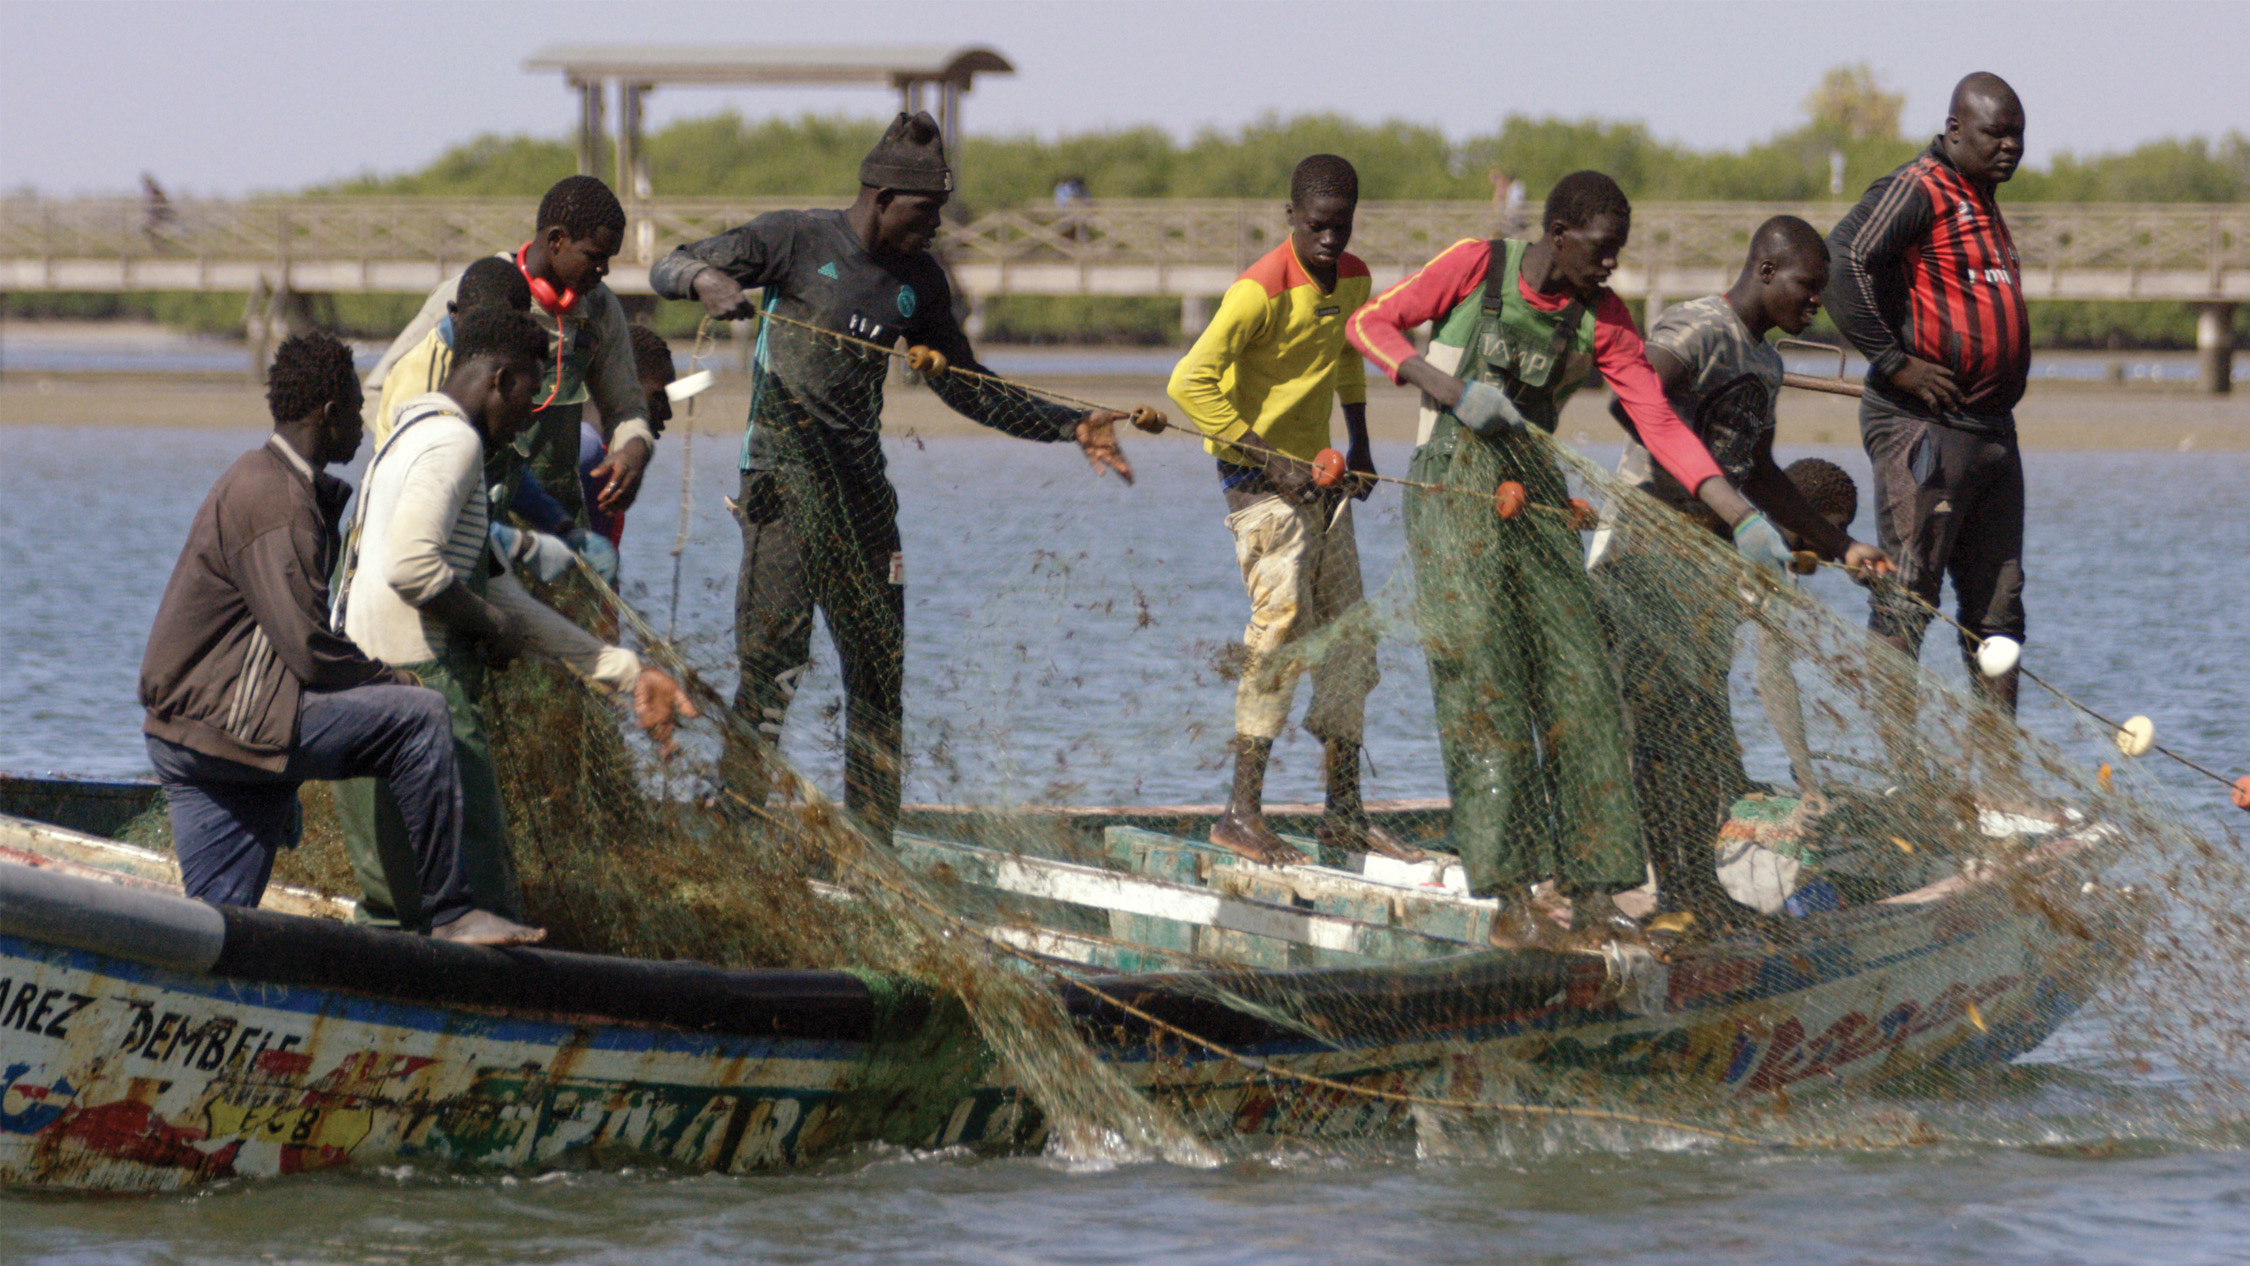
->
[1451, 380, 1531, 437]
[565, 528, 622, 588]
[1732, 511, 1791, 576]
[491, 523, 578, 584]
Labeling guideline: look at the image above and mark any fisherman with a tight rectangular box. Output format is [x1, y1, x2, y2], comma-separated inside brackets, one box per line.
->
[138, 331, 541, 945]
[651, 111, 1139, 842]
[1346, 170, 1788, 947]
[1825, 73, 2030, 716]
[369, 256, 533, 447]
[1760, 457, 1870, 815]
[363, 175, 659, 530]
[363, 254, 616, 590]
[1591, 216, 1892, 920]
[332, 306, 696, 928]
[1166, 153, 1422, 867]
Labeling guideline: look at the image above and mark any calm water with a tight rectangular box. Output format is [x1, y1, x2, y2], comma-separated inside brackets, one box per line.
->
[2, 413, 2248, 1263]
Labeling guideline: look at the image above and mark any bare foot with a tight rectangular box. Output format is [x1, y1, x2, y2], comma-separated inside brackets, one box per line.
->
[433, 909, 547, 947]
[1315, 817, 1429, 864]
[1209, 812, 1308, 866]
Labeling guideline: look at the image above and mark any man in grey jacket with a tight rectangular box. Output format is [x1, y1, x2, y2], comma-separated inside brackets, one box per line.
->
[139, 332, 542, 945]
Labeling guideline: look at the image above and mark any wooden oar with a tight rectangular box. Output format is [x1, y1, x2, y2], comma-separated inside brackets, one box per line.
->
[1783, 371, 1864, 398]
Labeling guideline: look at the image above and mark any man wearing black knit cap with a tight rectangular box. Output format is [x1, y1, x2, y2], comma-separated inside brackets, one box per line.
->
[652, 112, 1140, 842]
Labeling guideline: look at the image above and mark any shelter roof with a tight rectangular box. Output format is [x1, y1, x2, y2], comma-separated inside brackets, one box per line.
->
[524, 44, 1014, 87]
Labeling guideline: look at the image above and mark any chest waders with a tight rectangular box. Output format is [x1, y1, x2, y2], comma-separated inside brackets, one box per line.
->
[1400, 241, 1644, 897]
[720, 376, 908, 847]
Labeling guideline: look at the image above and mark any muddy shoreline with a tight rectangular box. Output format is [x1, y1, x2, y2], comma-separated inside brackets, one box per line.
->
[5, 367, 2241, 450]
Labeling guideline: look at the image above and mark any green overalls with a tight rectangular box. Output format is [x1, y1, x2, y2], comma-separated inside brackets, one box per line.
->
[1402, 240, 1644, 898]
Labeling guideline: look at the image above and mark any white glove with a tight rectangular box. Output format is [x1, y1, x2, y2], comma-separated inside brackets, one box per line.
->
[1452, 380, 1531, 437]
[1732, 511, 1791, 576]
[491, 523, 578, 584]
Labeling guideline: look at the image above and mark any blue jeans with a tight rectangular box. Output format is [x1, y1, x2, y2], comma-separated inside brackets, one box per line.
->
[146, 683, 475, 928]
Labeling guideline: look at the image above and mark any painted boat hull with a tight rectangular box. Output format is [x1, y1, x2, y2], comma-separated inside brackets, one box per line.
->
[0, 780, 2139, 1192]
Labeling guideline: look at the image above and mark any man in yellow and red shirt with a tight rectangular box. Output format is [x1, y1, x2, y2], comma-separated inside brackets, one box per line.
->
[1168, 155, 1420, 867]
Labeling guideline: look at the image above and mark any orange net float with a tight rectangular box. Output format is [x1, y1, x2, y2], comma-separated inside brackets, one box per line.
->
[1310, 448, 1347, 488]
[1789, 550, 1823, 576]
[904, 345, 949, 377]
[2233, 775, 2250, 811]
[1127, 406, 1169, 434]
[1493, 480, 1527, 519]
[1567, 497, 1596, 531]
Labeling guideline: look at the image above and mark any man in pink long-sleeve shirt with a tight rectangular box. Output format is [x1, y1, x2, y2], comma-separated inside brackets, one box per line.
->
[1346, 170, 1787, 948]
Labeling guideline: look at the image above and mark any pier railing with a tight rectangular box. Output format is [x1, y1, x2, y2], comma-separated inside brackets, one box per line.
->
[3, 196, 2243, 304]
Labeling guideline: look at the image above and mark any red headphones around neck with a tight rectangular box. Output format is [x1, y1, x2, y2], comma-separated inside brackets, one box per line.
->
[516, 241, 579, 315]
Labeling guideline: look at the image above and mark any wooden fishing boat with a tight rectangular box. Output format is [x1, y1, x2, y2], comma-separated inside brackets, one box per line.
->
[0, 772, 2140, 1192]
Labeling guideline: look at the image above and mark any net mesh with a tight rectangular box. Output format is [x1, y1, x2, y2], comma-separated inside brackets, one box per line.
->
[191, 309, 2248, 1166]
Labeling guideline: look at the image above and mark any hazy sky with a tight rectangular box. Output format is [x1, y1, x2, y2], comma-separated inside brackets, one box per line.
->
[3, 0, 2246, 196]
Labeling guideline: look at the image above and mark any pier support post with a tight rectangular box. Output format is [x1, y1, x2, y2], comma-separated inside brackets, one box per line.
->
[2195, 302, 2236, 396]
[574, 79, 607, 178]
[1181, 294, 1213, 341]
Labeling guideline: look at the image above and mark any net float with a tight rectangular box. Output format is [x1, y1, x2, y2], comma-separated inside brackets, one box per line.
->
[1310, 448, 1347, 488]
[664, 369, 715, 403]
[1127, 406, 1169, 434]
[1494, 480, 1527, 519]
[2232, 776, 2250, 810]
[1567, 498, 1595, 530]
[1975, 635, 2021, 678]
[905, 345, 949, 377]
[1789, 550, 1822, 576]
[2114, 715, 2156, 758]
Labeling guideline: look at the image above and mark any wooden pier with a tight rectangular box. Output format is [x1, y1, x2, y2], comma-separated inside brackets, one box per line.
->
[3, 196, 2241, 390]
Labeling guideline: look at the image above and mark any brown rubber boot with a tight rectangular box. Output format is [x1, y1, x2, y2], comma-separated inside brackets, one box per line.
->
[1314, 739, 1427, 865]
[1208, 736, 1306, 865]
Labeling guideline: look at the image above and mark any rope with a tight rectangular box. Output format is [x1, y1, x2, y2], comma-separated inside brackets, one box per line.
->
[663, 318, 717, 643]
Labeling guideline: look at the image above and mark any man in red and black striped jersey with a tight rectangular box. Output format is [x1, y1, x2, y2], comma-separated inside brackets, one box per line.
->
[1825, 72, 2029, 716]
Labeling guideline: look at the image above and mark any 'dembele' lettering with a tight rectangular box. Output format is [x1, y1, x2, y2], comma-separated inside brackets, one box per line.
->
[2, 982, 37, 1029]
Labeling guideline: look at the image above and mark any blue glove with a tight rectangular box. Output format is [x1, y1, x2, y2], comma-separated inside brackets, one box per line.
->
[1451, 380, 1530, 437]
[565, 528, 621, 588]
[1732, 511, 1791, 576]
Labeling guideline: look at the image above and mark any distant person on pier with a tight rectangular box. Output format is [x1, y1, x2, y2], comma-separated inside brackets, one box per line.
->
[140, 172, 174, 248]
[363, 176, 661, 532]
[1346, 170, 1781, 949]
[651, 111, 1142, 843]
[1824, 72, 2030, 719]
[1589, 215, 1892, 922]
[1165, 153, 1423, 868]
[138, 332, 541, 945]
[331, 307, 694, 930]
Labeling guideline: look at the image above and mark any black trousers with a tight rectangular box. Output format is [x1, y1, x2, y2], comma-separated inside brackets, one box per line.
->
[724, 462, 905, 840]
[1861, 397, 2028, 659]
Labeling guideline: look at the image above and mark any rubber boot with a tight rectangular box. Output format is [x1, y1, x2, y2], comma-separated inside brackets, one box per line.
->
[1209, 737, 1304, 865]
[1315, 739, 1426, 866]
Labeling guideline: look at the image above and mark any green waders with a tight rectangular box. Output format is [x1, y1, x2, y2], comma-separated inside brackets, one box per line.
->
[1405, 239, 1644, 898]
[1590, 551, 1750, 911]
[334, 650, 521, 929]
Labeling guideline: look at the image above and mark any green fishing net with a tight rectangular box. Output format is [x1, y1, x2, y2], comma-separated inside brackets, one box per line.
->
[152, 308, 2245, 1166]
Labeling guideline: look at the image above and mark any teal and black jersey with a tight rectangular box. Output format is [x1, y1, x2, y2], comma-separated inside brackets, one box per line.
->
[652, 209, 1081, 475]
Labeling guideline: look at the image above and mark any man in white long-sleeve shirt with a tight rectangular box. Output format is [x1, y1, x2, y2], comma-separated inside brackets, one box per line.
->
[334, 306, 695, 927]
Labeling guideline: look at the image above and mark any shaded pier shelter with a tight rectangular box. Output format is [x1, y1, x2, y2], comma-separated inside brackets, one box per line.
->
[524, 44, 1015, 203]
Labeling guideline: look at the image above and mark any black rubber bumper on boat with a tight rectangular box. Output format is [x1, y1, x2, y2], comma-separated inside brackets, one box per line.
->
[210, 905, 915, 1042]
